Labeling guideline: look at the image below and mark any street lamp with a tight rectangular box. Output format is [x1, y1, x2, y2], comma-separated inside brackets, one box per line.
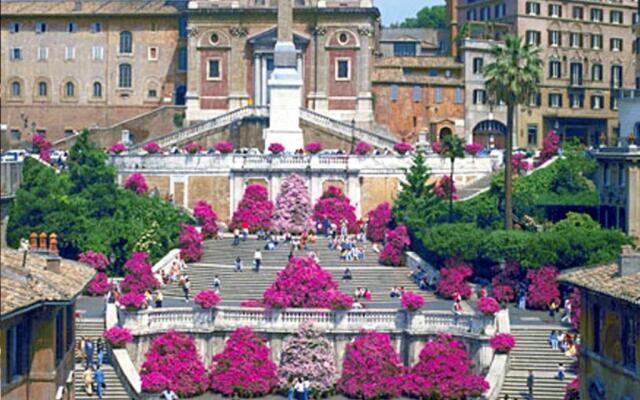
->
[350, 118, 356, 154]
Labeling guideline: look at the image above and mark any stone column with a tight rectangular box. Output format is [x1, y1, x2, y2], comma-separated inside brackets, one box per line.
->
[229, 27, 249, 110]
[185, 25, 202, 123]
[356, 26, 374, 123]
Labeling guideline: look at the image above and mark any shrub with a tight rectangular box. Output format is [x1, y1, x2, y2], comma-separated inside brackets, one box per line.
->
[103, 326, 133, 348]
[491, 260, 522, 303]
[179, 224, 203, 262]
[526, 266, 560, 309]
[230, 185, 273, 232]
[464, 143, 483, 156]
[143, 143, 161, 154]
[278, 321, 338, 396]
[305, 142, 323, 154]
[33, 134, 52, 152]
[313, 186, 358, 234]
[401, 291, 425, 311]
[436, 259, 473, 300]
[492, 285, 515, 303]
[124, 172, 149, 194]
[490, 333, 516, 354]
[79, 251, 110, 270]
[366, 202, 392, 242]
[431, 141, 442, 154]
[540, 130, 560, 164]
[404, 334, 489, 399]
[268, 143, 285, 154]
[477, 297, 501, 315]
[512, 153, 531, 175]
[379, 224, 411, 266]
[194, 290, 221, 309]
[87, 272, 113, 296]
[214, 141, 234, 154]
[394, 142, 413, 155]
[330, 291, 354, 311]
[338, 331, 405, 399]
[40, 150, 51, 163]
[564, 376, 580, 400]
[120, 292, 147, 311]
[434, 175, 458, 200]
[184, 143, 202, 154]
[193, 200, 218, 239]
[120, 252, 159, 294]
[569, 288, 581, 331]
[271, 174, 313, 234]
[209, 327, 278, 396]
[141, 330, 208, 397]
[354, 141, 373, 155]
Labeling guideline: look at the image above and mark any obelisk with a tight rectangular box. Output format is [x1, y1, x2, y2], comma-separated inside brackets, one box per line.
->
[263, 0, 304, 152]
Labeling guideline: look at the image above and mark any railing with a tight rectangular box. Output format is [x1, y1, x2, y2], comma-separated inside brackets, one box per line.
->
[118, 305, 493, 336]
[151, 249, 181, 282]
[0, 161, 23, 199]
[617, 89, 640, 100]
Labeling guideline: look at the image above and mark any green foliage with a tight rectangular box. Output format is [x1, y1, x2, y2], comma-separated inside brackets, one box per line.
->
[392, 5, 448, 29]
[416, 224, 484, 265]
[8, 131, 189, 273]
[173, 112, 186, 128]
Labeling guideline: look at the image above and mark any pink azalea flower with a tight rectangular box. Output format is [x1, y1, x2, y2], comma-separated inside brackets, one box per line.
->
[393, 142, 413, 155]
[354, 141, 373, 155]
[143, 142, 161, 154]
[366, 202, 392, 243]
[313, 185, 358, 234]
[214, 141, 234, 154]
[124, 172, 149, 194]
[109, 143, 127, 154]
[103, 326, 133, 348]
[268, 142, 285, 154]
[305, 142, 323, 154]
[194, 290, 221, 309]
[230, 185, 273, 232]
[401, 291, 425, 311]
[490, 333, 516, 354]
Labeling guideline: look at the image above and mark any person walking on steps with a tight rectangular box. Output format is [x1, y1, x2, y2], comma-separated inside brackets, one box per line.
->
[234, 256, 243, 272]
[212, 275, 221, 293]
[155, 290, 163, 308]
[527, 370, 535, 399]
[94, 364, 105, 399]
[83, 366, 94, 396]
[233, 228, 240, 246]
[84, 338, 94, 368]
[254, 249, 262, 272]
[96, 338, 105, 367]
[183, 277, 191, 302]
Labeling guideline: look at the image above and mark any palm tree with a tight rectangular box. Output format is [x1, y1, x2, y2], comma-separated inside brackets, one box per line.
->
[484, 35, 542, 230]
[439, 134, 464, 222]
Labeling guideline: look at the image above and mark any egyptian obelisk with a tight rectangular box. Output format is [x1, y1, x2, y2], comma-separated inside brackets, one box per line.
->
[263, 0, 304, 152]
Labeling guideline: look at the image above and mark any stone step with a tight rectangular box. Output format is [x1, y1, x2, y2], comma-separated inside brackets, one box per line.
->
[74, 364, 129, 400]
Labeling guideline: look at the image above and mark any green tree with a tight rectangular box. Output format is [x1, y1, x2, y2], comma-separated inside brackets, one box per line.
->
[484, 35, 542, 230]
[393, 150, 441, 234]
[439, 135, 465, 222]
[394, 5, 448, 29]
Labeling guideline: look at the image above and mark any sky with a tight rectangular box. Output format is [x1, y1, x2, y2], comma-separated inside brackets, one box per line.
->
[376, 0, 445, 26]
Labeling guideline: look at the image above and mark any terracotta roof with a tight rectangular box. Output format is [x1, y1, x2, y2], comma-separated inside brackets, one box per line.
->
[0, 0, 184, 16]
[558, 263, 640, 305]
[1, 248, 96, 319]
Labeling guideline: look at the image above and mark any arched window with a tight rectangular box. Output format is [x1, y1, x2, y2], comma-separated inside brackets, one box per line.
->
[93, 81, 102, 98]
[38, 81, 48, 97]
[65, 81, 75, 97]
[119, 31, 132, 54]
[119, 64, 132, 88]
[11, 81, 21, 97]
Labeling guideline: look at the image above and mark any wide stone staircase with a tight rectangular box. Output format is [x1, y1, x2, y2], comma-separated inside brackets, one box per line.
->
[161, 237, 434, 305]
[74, 316, 129, 399]
[499, 325, 576, 400]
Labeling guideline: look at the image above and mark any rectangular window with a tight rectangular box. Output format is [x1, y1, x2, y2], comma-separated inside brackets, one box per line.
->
[610, 10, 623, 24]
[393, 42, 417, 56]
[66, 305, 74, 352]
[611, 38, 623, 52]
[148, 46, 159, 61]
[549, 93, 562, 108]
[573, 6, 583, 20]
[570, 62, 583, 86]
[618, 164, 626, 187]
[527, 124, 538, 145]
[90, 22, 101, 33]
[454, 87, 463, 104]
[569, 92, 584, 108]
[5, 320, 31, 383]
[429, 69, 438, 77]
[548, 4, 562, 18]
[35, 22, 47, 33]
[55, 309, 64, 365]
[495, 4, 506, 18]
[570, 33, 583, 48]
[611, 65, 623, 88]
[592, 64, 603, 81]
[611, 95, 619, 110]
[68, 22, 78, 33]
[148, 89, 158, 98]
[549, 30, 561, 47]
[549, 60, 561, 79]
[526, 2, 540, 16]
[390, 84, 398, 101]
[65, 46, 76, 61]
[37, 47, 48, 61]
[178, 16, 188, 38]
[591, 95, 604, 109]
[473, 57, 484, 74]
[178, 47, 187, 72]
[526, 30, 541, 46]
[10, 48, 22, 60]
[591, 8, 603, 22]
[435, 87, 443, 103]
[92, 46, 104, 61]
[10, 130, 21, 141]
[413, 85, 421, 102]
[473, 89, 486, 105]
[466, 9, 477, 21]
[593, 304, 602, 352]
[207, 59, 221, 80]
[591, 34, 602, 50]
[10, 22, 21, 33]
[529, 93, 541, 107]
[336, 59, 351, 80]
[621, 317, 637, 371]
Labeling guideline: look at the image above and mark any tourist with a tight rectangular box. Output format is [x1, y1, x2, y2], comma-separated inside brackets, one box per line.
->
[234, 256, 243, 272]
[183, 277, 191, 303]
[96, 338, 105, 366]
[452, 299, 463, 317]
[340, 219, 348, 237]
[84, 338, 94, 367]
[363, 288, 372, 301]
[162, 389, 178, 400]
[303, 377, 310, 400]
[78, 336, 87, 364]
[556, 363, 565, 380]
[254, 249, 262, 272]
[549, 330, 559, 350]
[322, 216, 330, 237]
[257, 228, 266, 240]
[518, 291, 527, 310]
[241, 223, 249, 241]
[548, 300, 558, 318]
[565, 342, 578, 358]
[308, 231, 317, 244]
[212, 275, 221, 293]
[155, 290, 163, 308]
[287, 378, 295, 400]
[160, 270, 169, 286]
[233, 228, 240, 246]
[561, 297, 572, 323]
[83, 366, 94, 395]
[372, 242, 381, 253]
[352, 301, 363, 309]
[399, 286, 406, 296]
[343, 267, 352, 280]
[294, 377, 305, 400]
[94, 364, 105, 399]
[527, 370, 535, 399]
[170, 262, 180, 282]
[215, 228, 224, 240]
[144, 290, 153, 307]
[479, 286, 487, 298]
[389, 287, 400, 298]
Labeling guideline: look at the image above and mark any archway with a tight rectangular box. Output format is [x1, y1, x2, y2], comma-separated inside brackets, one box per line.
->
[473, 120, 507, 149]
[438, 127, 453, 141]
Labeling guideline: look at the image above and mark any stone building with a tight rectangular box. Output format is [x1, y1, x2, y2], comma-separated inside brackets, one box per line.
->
[0, 0, 187, 145]
[0, 245, 95, 400]
[378, 28, 450, 57]
[457, 0, 638, 147]
[558, 248, 640, 400]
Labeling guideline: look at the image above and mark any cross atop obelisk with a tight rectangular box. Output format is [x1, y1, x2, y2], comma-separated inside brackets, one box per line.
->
[274, 0, 297, 68]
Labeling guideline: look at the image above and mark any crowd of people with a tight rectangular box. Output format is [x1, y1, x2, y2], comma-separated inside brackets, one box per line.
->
[78, 337, 107, 399]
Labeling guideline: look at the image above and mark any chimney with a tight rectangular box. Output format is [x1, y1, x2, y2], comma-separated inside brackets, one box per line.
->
[46, 255, 62, 274]
[618, 246, 640, 277]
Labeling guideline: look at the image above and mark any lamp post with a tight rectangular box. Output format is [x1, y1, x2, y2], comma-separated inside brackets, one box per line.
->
[350, 118, 356, 154]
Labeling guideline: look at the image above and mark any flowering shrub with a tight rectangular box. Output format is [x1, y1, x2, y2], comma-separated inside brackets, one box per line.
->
[305, 142, 323, 154]
[103, 326, 133, 348]
[540, 130, 560, 164]
[434, 175, 458, 200]
[141, 330, 208, 396]
[193, 200, 218, 239]
[124, 172, 149, 194]
[339, 331, 404, 399]
[354, 141, 373, 155]
[278, 321, 338, 396]
[179, 224, 203, 262]
[564, 376, 580, 400]
[209, 327, 278, 396]
[271, 174, 313, 234]
[379, 224, 411, 266]
[490, 261, 522, 303]
[329, 291, 354, 311]
[109, 143, 127, 154]
[477, 297, 501, 315]
[436, 259, 473, 300]
[33, 134, 52, 152]
[490, 333, 516, 354]
[79, 251, 110, 270]
[512, 152, 531, 175]
[230, 184, 273, 232]
[214, 141, 234, 154]
[313, 185, 358, 233]
[87, 272, 113, 296]
[464, 143, 483, 156]
[120, 292, 147, 311]
[526, 265, 560, 309]
[40, 150, 51, 163]
[194, 290, 221, 309]
[120, 252, 159, 294]
[569, 288, 581, 331]
[401, 291, 425, 311]
[492, 285, 515, 303]
[184, 143, 202, 154]
[366, 202, 392, 242]
[261, 257, 349, 309]
[143, 142, 161, 154]
[268, 142, 285, 154]
[404, 333, 489, 399]
[431, 141, 442, 154]
[393, 142, 413, 155]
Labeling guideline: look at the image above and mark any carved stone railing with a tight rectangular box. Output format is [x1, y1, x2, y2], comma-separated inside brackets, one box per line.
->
[119, 306, 493, 337]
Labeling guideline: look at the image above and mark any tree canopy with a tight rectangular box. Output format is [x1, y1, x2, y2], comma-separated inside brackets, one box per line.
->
[392, 6, 448, 29]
